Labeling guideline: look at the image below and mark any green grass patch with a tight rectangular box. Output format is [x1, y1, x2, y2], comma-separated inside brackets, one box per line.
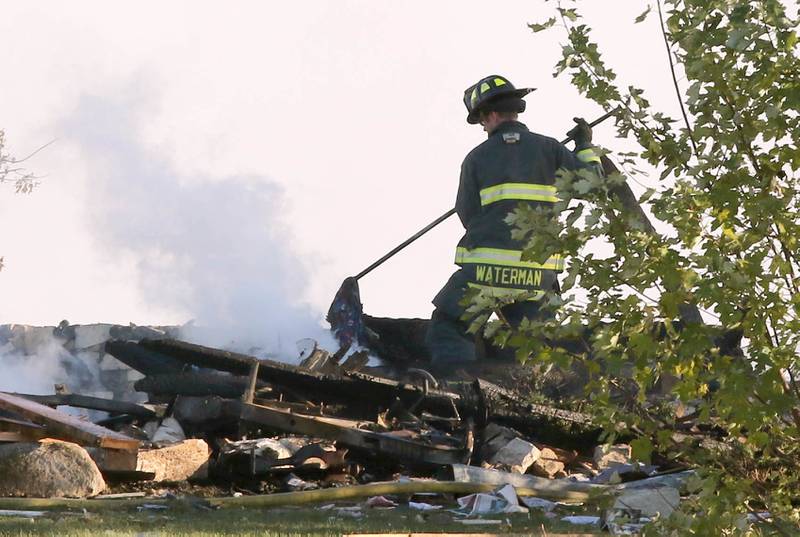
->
[0, 504, 601, 536]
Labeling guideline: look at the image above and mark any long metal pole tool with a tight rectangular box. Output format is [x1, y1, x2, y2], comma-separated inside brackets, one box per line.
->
[353, 108, 619, 281]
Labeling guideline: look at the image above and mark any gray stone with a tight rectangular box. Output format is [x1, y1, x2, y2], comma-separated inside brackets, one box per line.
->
[0, 440, 106, 498]
[488, 437, 541, 474]
[136, 439, 210, 482]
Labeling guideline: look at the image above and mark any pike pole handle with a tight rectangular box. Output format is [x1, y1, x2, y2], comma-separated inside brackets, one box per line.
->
[353, 108, 619, 281]
[354, 208, 457, 281]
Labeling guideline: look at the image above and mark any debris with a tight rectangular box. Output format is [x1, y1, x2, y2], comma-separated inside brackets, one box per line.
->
[530, 447, 566, 479]
[612, 485, 680, 518]
[136, 439, 209, 482]
[0, 510, 47, 518]
[593, 444, 632, 470]
[0, 440, 106, 498]
[240, 401, 473, 466]
[592, 462, 658, 484]
[149, 417, 186, 444]
[283, 473, 318, 491]
[519, 496, 559, 512]
[561, 515, 601, 526]
[409, 501, 442, 511]
[13, 393, 156, 420]
[0, 392, 139, 451]
[365, 495, 397, 508]
[456, 484, 527, 516]
[487, 437, 541, 474]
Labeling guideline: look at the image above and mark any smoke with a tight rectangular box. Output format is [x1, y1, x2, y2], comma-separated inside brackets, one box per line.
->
[61, 86, 336, 361]
[0, 332, 97, 395]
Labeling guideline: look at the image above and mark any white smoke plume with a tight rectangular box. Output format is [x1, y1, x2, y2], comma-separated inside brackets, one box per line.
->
[60, 87, 336, 361]
[0, 332, 98, 395]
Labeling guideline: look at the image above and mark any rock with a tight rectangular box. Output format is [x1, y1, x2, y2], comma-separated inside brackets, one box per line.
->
[488, 437, 541, 474]
[593, 444, 632, 470]
[137, 439, 209, 482]
[0, 440, 106, 498]
[530, 447, 565, 478]
[74, 324, 112, 350]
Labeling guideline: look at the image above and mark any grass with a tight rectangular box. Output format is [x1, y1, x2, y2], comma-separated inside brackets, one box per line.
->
[0, 504, 602, 536]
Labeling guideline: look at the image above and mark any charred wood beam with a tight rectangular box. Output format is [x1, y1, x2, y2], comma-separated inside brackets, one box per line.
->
[138, 339, 462, 416]
[134, 373, 268, 399]
[104, 340, 185, 376]
[13, 393, 156, 420]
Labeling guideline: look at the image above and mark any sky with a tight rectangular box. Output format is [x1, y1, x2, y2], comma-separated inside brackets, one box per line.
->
[0, 1, 682, 345]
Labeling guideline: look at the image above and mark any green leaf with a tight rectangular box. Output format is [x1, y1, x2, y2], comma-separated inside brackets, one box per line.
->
[634, 5, 651, 24]
[528, 17, 556, 33]
[630, 437, 654, 464]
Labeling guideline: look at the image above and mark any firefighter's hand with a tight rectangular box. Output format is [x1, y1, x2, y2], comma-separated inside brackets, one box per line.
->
[567, 117, 592, 147]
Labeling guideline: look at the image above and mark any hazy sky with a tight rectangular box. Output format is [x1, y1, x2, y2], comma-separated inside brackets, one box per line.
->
[0, 1, 679, 335]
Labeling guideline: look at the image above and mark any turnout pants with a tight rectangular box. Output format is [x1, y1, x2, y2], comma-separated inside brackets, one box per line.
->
[425, 267, 554, 368]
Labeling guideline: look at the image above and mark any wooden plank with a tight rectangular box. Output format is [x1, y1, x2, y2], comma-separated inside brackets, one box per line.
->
[0, 392, 139, 451]
[0, 430, 45, 442]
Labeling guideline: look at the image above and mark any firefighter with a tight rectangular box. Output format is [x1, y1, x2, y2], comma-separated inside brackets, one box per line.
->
[426, 75, 602, 368]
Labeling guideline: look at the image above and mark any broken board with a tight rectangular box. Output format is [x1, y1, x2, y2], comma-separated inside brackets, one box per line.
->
[0, 392, 139, 451]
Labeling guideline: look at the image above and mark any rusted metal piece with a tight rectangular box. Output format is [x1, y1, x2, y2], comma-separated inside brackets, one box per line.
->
[0, 392, 139, 451]
[239, 401, 472, 466]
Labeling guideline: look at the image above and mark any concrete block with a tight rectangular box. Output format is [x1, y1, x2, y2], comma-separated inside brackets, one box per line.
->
[74, 324, 112, 350]
[488, 437, 541, 474]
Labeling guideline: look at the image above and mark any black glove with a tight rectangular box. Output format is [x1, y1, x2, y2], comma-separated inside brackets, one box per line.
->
[567, 117, 592, 148]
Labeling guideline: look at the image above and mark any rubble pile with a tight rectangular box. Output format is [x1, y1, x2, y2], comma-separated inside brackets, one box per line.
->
[0, 321, 687, 533]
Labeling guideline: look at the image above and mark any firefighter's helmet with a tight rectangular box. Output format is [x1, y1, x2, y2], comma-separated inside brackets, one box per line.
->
[463, 75, 535, 124]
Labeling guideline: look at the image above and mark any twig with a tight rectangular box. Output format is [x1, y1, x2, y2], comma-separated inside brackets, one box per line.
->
[656, 0, 699, 157]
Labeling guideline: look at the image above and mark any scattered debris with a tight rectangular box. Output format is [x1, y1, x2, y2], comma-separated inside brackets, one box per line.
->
[0, 322, 693, 531]
[455, 484, 527, 516]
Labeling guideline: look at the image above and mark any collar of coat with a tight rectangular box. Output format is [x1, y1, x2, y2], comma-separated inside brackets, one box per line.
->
[488, 119, 529, 137]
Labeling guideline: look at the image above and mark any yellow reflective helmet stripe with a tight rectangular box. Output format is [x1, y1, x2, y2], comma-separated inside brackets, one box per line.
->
[479, 182, 560, 206]
[480, 82, 491, 93]
[493, 78, 507, 87]
[455, 247, 564, 271]
[577, 148, 601, 164]
[471, 88, 479, 105]
[467, 283, 545, 302]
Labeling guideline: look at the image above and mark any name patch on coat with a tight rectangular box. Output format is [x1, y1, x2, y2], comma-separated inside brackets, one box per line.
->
[475, 265, 542, 287]
[502, 133, 520, 144]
